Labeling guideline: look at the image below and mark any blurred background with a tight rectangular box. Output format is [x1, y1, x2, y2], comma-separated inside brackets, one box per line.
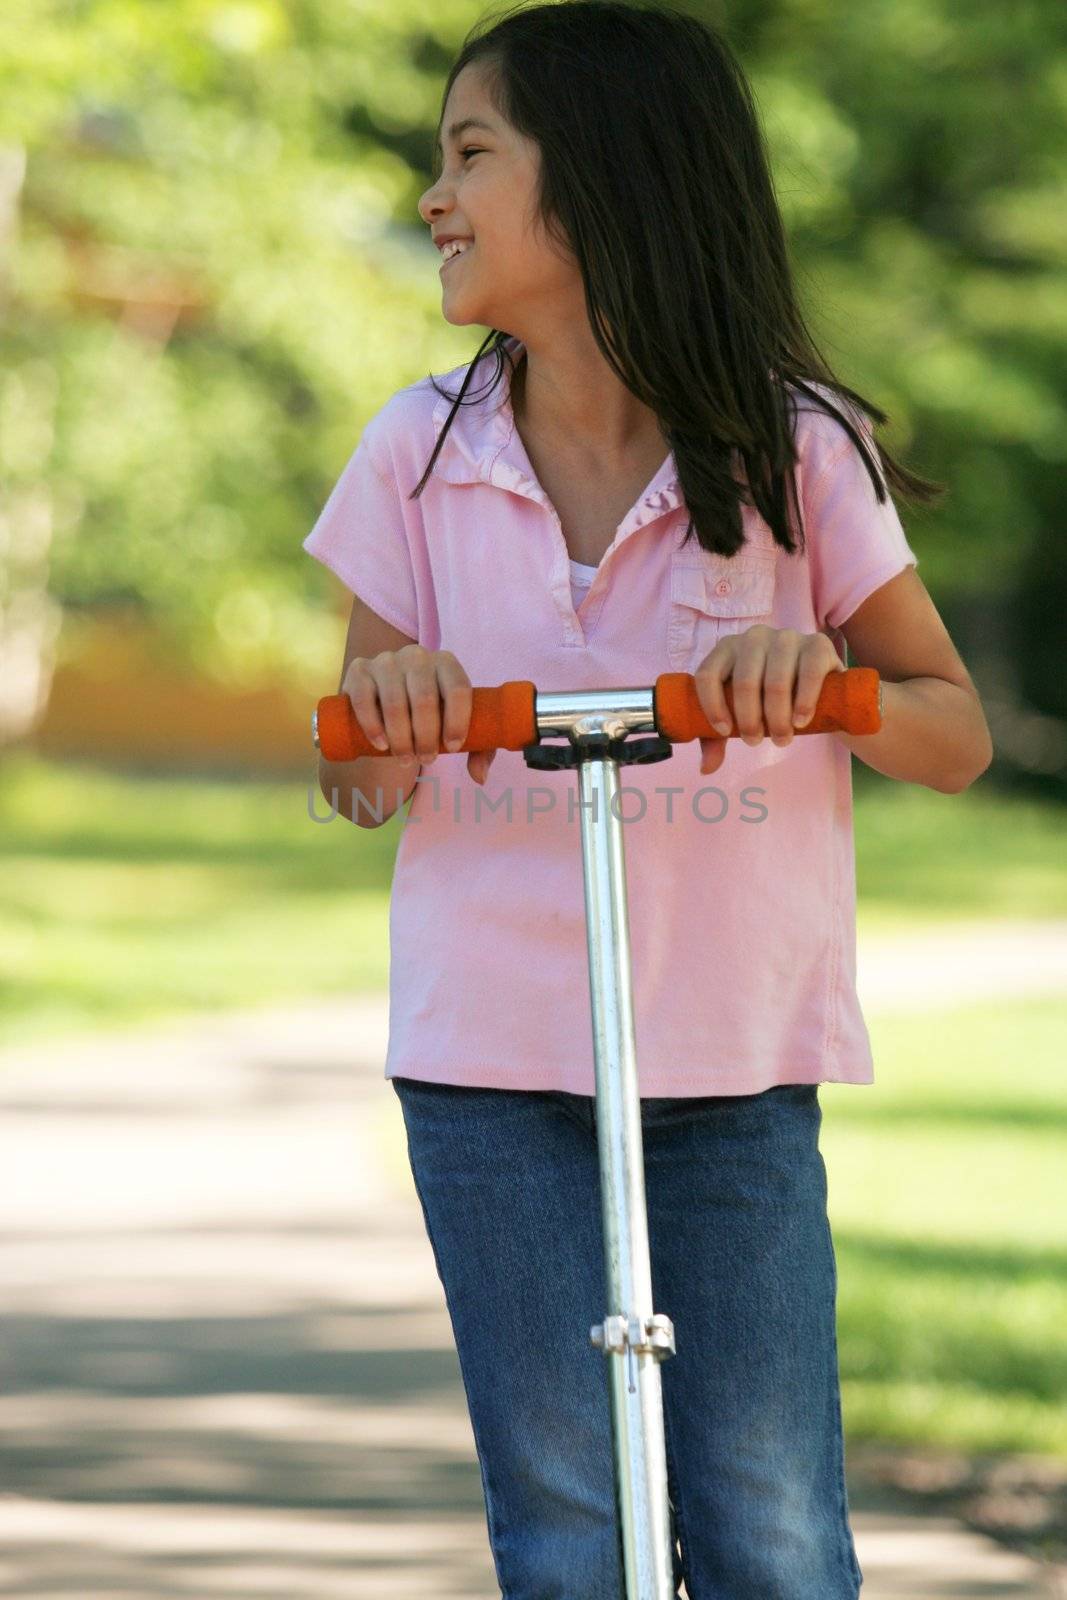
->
[1, 0, 1065, 1593]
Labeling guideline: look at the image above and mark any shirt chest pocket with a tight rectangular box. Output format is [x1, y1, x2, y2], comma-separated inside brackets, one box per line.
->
[666, 547, 779, 673]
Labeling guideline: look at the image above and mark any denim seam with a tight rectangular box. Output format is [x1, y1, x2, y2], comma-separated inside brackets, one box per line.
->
[661, 1392, 691, 1598]
[824, 1207, 863, 1596]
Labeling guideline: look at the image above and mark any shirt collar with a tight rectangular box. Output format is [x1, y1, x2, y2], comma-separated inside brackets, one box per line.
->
[429, 336, 684, 528]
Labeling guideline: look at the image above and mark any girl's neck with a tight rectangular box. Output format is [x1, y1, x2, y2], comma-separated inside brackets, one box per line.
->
[509, 346, 664, 469]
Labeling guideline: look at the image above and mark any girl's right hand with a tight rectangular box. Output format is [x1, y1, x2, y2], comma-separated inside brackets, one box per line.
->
[341, 645, 497, 784]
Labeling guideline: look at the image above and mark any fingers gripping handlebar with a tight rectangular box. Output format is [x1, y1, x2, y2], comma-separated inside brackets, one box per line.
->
[312, 668, 881, 764]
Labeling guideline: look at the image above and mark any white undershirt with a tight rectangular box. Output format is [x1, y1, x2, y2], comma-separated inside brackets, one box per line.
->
[568, 557, 599, 609]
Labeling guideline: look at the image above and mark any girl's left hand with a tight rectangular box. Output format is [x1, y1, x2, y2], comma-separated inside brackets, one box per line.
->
[693, 626, 847, 775]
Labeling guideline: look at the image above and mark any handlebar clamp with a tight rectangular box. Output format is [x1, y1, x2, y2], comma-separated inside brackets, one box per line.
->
[522, 733, 674, 771]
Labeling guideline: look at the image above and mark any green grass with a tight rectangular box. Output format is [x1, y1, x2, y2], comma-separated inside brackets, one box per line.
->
[1, 750, 1064, 1047]
[822, 992, 1067, 1458]
[0, 750, 399, 1047]
[850, 765, 1067, 927]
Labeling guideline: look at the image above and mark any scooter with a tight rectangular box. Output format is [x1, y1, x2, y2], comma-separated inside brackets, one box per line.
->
[313, 667, 881, 1600]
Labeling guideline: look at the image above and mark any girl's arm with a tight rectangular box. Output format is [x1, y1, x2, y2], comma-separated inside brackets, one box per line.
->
[834, 568, 993, 794]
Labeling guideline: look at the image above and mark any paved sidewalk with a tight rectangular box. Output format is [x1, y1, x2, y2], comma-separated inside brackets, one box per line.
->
[854, 917, 1067, 1015]
[2, 922, 1064, 1596]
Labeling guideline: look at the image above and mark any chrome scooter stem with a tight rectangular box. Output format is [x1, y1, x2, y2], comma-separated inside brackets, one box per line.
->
[580, 750, 677, 1600]
[525, 686, 678, 1600]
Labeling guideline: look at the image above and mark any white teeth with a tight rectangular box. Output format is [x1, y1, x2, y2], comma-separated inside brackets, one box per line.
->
[442, 239, 471, 261]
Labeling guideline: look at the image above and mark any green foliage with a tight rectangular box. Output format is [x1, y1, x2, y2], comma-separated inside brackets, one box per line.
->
[1, 0, 1065, 696]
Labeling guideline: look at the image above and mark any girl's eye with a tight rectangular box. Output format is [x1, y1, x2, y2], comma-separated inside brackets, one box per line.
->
[459, 147, 485, 160]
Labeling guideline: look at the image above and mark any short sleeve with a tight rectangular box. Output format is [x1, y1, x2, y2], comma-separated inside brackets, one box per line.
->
[804, 422, 920, 632]
[302, 423, 420, 638]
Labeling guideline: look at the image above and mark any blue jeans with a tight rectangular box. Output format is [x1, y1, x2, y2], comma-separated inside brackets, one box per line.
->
[391, 1077, 863, 1599]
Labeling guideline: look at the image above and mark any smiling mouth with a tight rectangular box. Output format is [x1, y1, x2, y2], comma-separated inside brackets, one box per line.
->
[440, 244, 473, 271]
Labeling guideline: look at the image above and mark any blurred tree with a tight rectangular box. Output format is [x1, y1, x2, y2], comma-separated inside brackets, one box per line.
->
[0, 0, 1063, 785]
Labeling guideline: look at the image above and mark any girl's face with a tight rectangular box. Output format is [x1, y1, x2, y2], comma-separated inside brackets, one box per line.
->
[417, 64, 581, 337]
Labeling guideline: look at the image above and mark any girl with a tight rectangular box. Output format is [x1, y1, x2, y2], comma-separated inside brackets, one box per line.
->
[304, 4, 993, 1595]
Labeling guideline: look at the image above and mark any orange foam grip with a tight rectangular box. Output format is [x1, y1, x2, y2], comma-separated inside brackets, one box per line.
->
[315, 680, 538, 763]
[654, 666, 882, 742]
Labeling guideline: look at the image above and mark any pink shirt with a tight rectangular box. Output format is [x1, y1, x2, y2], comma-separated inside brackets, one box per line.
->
[303, 337, 919, 1096]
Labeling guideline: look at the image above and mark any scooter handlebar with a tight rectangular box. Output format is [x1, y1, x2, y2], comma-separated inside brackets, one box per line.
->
[655, 667, 881, 745]
[313, 667, 881, 764]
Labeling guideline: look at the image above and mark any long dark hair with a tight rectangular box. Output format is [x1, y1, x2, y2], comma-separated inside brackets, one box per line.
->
[410, 0, 945, 558]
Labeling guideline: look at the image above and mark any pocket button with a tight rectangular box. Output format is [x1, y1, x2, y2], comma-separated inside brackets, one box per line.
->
[667, 548, 778, 673]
